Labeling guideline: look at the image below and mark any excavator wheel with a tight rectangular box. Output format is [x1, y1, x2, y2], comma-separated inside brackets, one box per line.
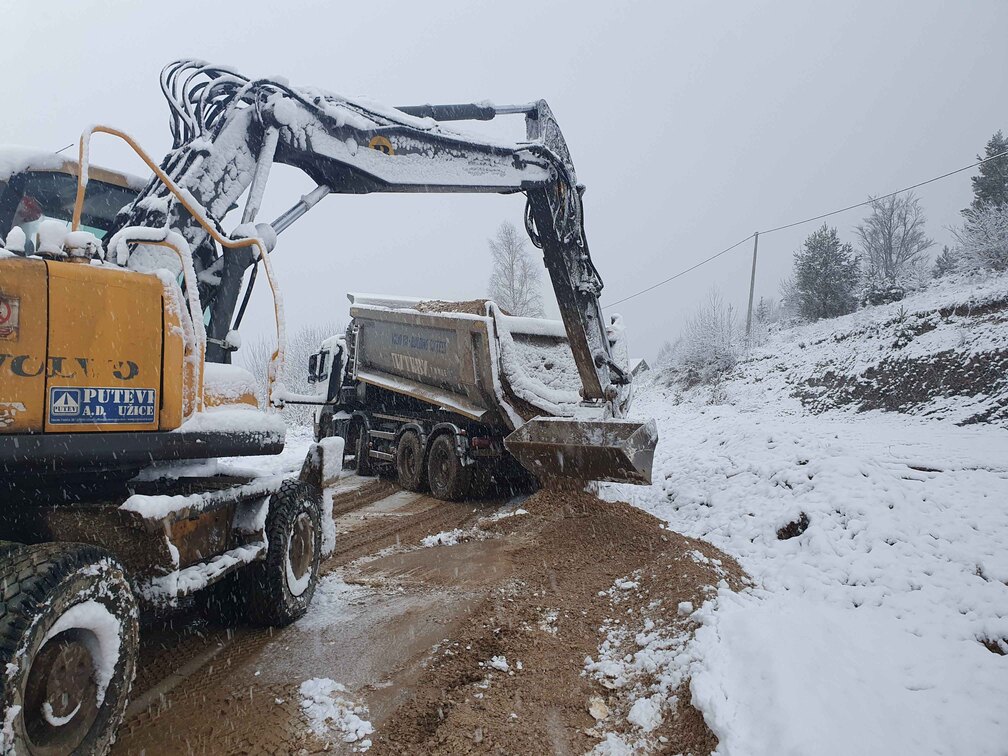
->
[0, 543, 139, 756]
[242, 480, 322, 627]
[426, 434, 471, 501]
[395, 431, 428, 492]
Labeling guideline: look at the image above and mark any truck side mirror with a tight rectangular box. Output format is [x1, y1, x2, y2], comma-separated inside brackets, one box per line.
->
[308, 349, 329, 384]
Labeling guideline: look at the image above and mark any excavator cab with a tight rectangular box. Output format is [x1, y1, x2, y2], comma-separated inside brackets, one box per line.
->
[0, 150, 142, 251]
[0, 146, 282, 476]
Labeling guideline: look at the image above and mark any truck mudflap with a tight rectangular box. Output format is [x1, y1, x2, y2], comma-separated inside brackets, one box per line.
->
[504, 417, 657, 485]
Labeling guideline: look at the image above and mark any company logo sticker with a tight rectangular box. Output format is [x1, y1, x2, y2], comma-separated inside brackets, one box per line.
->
[48, 386, 157, 424]
[0, 295, 19, 340]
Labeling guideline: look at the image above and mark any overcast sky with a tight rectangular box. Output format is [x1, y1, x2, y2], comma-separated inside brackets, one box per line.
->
[4, 1, 1006, 360]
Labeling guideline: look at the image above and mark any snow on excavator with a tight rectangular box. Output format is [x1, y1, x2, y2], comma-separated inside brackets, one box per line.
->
[0, 59, 655, 752]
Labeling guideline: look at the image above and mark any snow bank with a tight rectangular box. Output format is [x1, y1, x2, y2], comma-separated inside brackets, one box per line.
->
[421, 529, 466, 547]
[299, 677, 373, 750]
[606, 366, 1008, 753]
[690, 589, 1008, 756]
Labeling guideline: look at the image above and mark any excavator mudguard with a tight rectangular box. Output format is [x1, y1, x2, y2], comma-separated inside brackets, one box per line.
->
[504, 417, 657, 486]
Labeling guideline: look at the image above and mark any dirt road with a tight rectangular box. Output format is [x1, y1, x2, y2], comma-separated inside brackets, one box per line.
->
[113, 476, 513, 754]
[112, 478, 741, 755]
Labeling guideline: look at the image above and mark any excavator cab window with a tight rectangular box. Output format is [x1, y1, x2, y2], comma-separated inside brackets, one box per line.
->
[0, 169, 137, 254]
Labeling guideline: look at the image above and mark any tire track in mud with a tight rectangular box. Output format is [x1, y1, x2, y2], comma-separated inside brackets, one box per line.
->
[325, 498, 485, 570]
[123, 478, 395, 705]
[330, 478, 398, 517]
[113, 478, 501, 755]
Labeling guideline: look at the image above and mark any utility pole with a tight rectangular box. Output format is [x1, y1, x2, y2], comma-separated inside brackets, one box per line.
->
[745, 232, 760, 337]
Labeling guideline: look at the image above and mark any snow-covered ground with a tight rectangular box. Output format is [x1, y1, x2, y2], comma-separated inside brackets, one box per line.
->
[740, 272, 1008, 426]
[607, 284, 1008, 754]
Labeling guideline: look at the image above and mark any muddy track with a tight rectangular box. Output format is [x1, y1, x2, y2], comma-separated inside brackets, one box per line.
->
[113, 477, 503, 755]
[330, 478, 398, 517]
[325, 499, 483, 570]
[125, 479, 396, 706]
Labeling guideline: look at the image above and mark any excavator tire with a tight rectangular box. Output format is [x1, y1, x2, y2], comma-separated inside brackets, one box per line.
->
[0, 542, 138, 756]
[427, 434, 471, 501]
[0, 541, 23, 560]
[395, 431, 428, 492]
[242, 480, 322, 627]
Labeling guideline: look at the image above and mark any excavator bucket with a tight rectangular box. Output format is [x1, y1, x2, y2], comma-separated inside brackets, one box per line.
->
[504, 417, 658, 485]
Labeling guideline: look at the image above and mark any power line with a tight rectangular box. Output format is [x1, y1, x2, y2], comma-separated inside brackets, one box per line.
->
[604, 147, 1008, 308]
[605, 234, 754, 308]
[758, 147, 1008, 235]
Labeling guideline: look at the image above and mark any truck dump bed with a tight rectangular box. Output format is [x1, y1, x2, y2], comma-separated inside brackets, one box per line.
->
[346, 294, 655, 485]
[347, 294, 596, 430]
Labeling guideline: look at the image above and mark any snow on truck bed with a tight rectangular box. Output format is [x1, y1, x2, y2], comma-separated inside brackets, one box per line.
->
[605, 276, 1008, 755]
[351, 295, 600, 420]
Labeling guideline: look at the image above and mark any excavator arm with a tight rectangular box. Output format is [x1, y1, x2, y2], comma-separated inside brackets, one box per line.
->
[109, 61, 654, 484]
[112, 60, 625, 405]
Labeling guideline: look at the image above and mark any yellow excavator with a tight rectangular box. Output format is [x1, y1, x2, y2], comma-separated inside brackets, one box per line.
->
[0, 60, 656, 753]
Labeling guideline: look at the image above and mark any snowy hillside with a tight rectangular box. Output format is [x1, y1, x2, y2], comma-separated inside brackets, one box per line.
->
[605, 276, 1008, 755]
[741, 273, 1008, 427]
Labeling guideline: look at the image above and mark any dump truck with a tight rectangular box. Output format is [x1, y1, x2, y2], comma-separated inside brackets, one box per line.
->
[309, 295, 657, 500]
[1, 58, 655, 753]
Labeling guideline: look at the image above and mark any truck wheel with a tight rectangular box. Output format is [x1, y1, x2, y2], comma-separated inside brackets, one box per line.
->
[354, 426, 374, 476]
[243, 480, 323, 627]
[396, 431, 428, 492]
[0, 543, 139, 756]
[427, 434, 471, 501]
[469, 464, 493, 499]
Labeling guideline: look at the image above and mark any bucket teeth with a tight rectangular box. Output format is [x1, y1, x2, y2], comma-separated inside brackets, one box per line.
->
[504, 418, 657, 485]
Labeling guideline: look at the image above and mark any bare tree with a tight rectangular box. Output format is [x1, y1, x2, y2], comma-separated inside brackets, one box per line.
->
[240, 321, 342, 426]
[855, 192, 933, 290]
[487, 221, 544, 317]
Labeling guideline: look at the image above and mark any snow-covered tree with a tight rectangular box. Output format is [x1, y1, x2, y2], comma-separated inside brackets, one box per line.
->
[932, 245, 957, 278]
[856, 192, 933, 291]
[655, 339, 675, 367]
[673, 288, 743, 385]
[965, 130, 1008, 216]
[790, 224, 860, 320]
[778, 276, 801, 320]
[241, 321, 342, 426]
[487, 221, 544, 317]
[951, 202, 1008, 272]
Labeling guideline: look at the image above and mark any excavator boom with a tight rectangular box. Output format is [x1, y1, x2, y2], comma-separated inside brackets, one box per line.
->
[112, 60, 655, 485]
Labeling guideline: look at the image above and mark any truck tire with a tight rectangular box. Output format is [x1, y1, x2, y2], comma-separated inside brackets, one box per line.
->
[354, 426, 374, 476]
[396, 431, 428, 492]
[0, 543, 139, 756]
[469, 464, 492, 499]
[427, 434, 471, 501]
[243, 480, 323, 627]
